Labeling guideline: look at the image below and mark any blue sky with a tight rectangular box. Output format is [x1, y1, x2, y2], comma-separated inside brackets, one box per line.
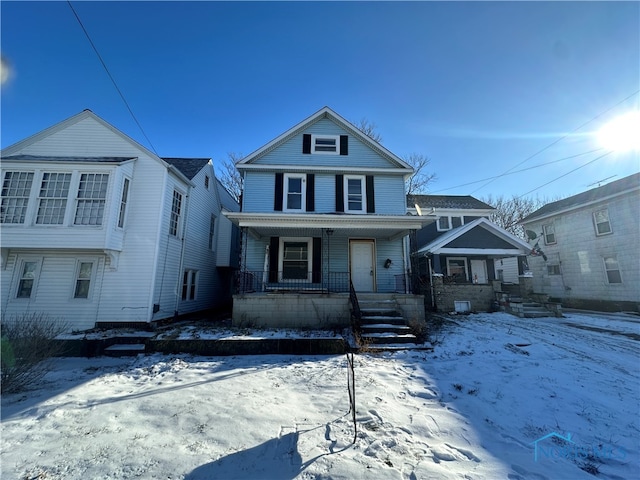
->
[2, 1, 638, 200]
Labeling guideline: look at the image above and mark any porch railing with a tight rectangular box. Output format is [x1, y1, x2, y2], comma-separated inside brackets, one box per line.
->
[235, 271, 350, 294]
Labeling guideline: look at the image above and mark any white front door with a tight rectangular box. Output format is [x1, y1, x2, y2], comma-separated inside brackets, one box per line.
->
[350, 240, 375, 292]
[470, 259, 488, 284]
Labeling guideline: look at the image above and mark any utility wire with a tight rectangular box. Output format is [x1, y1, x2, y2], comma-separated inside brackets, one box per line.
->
[469, 89, 640, 195]
[431, 147, 604, 193]
[516, 150, 614, 198]
[67, 1, 159, 156]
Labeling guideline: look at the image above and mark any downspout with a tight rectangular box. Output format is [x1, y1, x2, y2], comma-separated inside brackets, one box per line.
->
[262, 244, 269, 292]
[402, 234, 411, 294]
[428, 256, 435, 309]
[174, 186, 191, 320]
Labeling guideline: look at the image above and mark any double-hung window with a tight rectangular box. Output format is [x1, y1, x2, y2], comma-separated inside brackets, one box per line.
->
[36, 172, 72, 224]
[74, 173, 109, 225]
[16, 260, 39, 298]
[436, 216, 463, 231]
[1, 171, 34, 224]
[284, 174, 305, 211]
[344, 175, 366, 213]
[169, 190, 183, 236]
[593, 209, 612, 236]
[118, 178, 130, 228]
[279, 238, 312, 281]
[603, 256, 622, 284]
[446, 257, 468, 282]
[209, 214, 216, 251]
[543, 224, 556, 245]
[74, 261, 94, 298]
[182, 269, 198, 300]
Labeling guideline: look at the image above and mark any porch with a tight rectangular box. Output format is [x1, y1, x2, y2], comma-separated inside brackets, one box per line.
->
[231, 291, 425, 329]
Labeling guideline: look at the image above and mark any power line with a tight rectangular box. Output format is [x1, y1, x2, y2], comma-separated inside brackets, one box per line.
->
[469, 89, 640, 195]
[67, 1, 158, 156]
[431, 147, 604, 193]
[516, 150, 614, 198]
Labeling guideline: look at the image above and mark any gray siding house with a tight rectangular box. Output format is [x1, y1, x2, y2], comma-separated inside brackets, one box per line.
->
[408, 195, 533, 312]
[520, 173, 639, 312]
[225, 107, 434, 328]
[1, 110, 239, 332]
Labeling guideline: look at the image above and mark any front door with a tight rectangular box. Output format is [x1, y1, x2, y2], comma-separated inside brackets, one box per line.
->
[470, 259, 488, 284]
[350, 240, 375, 292]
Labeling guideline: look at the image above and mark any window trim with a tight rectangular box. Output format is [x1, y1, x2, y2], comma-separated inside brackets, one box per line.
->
[117, 177, 131, 229]
[283, 173, 306, 212]
[15, 258, 41, 299]
[209, 214, 217, 251]
[547, 264, 561, 276]
[278, 237, 313, 282]
[603, 255, 622, 284]
[36, 171, 73, 225]
[74, 173, 109, 226]
[72, 259, 96, 299]
[344, 175, 366, 214]
[1, 171, 35, 224]
[311, 134, 339, 155]
[446, 257, 469, 282]
[169, 189, 184, 237]
[593, 208, 612, 236]
[182, 269, 198, 301]
[543, 223, 556, 245]
[436, 216, 464, 232]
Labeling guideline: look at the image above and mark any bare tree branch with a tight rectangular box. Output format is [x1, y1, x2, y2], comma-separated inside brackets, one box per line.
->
[217, 152, 243, 202]
[482, 194, 549, 239]
[352, 118, 383, 144]
[403, 153, 437, 195]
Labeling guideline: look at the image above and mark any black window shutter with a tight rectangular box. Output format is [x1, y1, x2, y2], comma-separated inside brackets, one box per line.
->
[306, 174, 315, 212]
[312, 237, 322, 283]
[269, 237, 279, 283]
[274, 173, 283, 211]
[335, 175, 344, 212]
[340, 135, 348, 155]
[366, 175, 375, 213]
[302, 134, 311, 154]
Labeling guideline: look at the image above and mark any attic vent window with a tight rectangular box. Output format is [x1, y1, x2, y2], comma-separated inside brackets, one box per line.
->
[312, 135, 339, 154]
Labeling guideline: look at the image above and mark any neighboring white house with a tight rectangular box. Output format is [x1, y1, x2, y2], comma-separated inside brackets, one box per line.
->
[1, 110, 239, 332]
[520, 172, 639, 312]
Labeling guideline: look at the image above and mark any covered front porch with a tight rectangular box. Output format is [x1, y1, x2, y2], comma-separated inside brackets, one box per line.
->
[224, 212, 434, 328]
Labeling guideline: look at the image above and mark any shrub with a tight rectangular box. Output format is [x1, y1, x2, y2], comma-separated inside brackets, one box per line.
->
[1, 313, 68, 394]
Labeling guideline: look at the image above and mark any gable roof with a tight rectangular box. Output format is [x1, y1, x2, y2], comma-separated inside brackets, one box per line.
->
[0, 109, 195, 186]
[163, 157, 210, 180]
[236, 106, 413, 171]
[416, 217, 532, 256]
[408, 194, 494, 211]
[520, 172, 640, 224]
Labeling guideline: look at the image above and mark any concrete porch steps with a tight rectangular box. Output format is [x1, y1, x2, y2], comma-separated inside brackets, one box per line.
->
[104, 343, 146, 357]
[357, 299, 420, 347]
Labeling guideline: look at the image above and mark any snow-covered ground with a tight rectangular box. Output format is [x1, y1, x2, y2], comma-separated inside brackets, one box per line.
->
[2, 311, 639, 479]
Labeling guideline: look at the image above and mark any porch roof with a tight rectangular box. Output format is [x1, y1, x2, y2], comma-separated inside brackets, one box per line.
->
[223, 212, 435, 240]
[416, 217, 533, 258]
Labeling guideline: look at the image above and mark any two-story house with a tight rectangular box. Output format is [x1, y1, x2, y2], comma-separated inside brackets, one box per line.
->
[1, 110, 239, 332]
[225, 107, 434, 328]
[408, 195, 533, 312]
[520, 173, 639, 312]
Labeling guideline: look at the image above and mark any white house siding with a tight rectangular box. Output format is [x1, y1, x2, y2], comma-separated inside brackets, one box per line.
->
[253, 118, 393, 169]
[494, 257, 520, 284]
[1, 250, 106, 331]
[527, 193, 639, 305]
[179, 165, 232, 314]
